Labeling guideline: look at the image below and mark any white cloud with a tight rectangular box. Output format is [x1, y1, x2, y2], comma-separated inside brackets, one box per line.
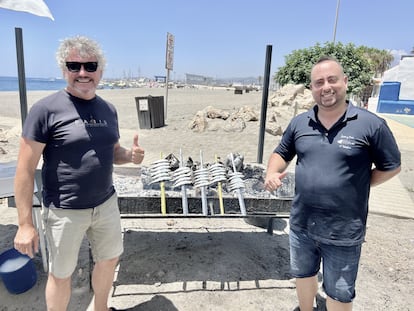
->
[388, 49, 408, 66]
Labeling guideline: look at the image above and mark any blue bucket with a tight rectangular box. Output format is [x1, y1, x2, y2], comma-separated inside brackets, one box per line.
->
[0, 248, 37, 294]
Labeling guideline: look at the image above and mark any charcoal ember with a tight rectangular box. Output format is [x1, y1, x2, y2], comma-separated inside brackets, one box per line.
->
[166, 153, 180, 171]
[225, 152, 244, 173]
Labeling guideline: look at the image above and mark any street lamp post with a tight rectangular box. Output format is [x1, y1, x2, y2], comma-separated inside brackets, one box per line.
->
[333, 0, 341, 43]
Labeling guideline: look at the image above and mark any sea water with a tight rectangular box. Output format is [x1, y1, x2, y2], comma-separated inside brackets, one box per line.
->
[0, 76, 67, 92]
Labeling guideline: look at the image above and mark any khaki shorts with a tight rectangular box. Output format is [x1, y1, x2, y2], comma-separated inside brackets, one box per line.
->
[42, 193, 123, 279]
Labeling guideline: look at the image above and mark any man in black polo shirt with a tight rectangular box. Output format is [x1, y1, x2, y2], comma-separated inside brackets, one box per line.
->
[265, 56, 401, 311]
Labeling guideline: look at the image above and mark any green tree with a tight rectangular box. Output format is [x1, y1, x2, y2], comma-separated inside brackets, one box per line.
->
[359, 46, 393, 77]
[275, 42, 373, 96]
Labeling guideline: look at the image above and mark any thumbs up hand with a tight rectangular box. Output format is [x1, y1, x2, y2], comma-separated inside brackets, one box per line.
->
[264, 171, 288, 192]
[131, 134, 145, 164]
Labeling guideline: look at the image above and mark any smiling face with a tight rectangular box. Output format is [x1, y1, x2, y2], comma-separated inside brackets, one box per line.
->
[310, 59, 348, 111]
[63, 49, 103, 100]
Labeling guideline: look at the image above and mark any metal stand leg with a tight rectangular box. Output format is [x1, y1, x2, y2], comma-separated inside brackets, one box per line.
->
[266, 217, 274, 235]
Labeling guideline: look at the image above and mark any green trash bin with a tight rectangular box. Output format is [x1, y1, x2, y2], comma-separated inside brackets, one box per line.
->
[135, 96, 165, 129]
[135, 96, 151, 129]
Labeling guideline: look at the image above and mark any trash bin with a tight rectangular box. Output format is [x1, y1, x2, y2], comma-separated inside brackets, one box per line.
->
[135, 96, 165, 129]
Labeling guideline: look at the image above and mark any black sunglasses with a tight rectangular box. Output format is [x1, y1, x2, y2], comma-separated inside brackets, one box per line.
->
[65, 61, 98, 73]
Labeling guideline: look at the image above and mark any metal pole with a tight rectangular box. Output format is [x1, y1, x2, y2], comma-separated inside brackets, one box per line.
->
[15, 28, 28, 127]
[333, 0, 341, 43]
[164, 70, 169, 121]
[257, 45, 272, 164]
[164, 32, 174, 123]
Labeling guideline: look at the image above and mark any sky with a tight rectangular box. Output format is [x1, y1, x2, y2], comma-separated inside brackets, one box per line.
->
[0, 0, 413, 80]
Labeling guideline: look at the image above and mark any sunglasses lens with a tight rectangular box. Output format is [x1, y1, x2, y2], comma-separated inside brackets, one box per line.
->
[65, 62, 98, 72]
[84, 62, 98, 72]
[66, 62, 81, 72]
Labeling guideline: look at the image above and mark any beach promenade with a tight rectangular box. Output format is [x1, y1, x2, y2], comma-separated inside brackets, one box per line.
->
[369, 115, 414, 219]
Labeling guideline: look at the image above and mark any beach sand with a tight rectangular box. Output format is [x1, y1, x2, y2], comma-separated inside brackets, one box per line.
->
[0, 87, 413, 310]
[0, 87, 282, 166]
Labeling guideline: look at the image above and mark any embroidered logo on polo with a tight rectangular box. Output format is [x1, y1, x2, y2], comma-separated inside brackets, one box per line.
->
[337, 135, 356, 150]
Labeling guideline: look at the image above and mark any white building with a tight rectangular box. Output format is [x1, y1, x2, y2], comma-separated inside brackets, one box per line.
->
[368, 55, 414, 114]
[382, 55, 414, 100]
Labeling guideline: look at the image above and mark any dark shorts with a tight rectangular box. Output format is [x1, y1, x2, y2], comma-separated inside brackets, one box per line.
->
[289, 228, 362, 303]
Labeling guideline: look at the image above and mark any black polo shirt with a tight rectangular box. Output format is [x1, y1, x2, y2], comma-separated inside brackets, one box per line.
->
[275, 102, 401, 246]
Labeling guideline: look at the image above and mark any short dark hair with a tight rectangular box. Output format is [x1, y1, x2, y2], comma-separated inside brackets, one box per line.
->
[310, 55, 345, 79]
[314, 55, 341, 66]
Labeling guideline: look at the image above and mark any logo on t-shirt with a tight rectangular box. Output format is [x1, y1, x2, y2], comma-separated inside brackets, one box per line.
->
[74, 117, 108, 127]
[337, 135, 355, 150]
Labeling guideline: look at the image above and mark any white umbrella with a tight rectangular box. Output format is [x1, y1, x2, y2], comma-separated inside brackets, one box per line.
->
[0, 0, 54, 20]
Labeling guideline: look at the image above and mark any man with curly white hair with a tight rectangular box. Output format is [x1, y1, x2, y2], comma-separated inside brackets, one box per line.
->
[13, 35, 144, 311]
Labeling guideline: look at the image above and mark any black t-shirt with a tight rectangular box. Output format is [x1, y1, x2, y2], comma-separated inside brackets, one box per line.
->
[23, 90, 120, 209]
